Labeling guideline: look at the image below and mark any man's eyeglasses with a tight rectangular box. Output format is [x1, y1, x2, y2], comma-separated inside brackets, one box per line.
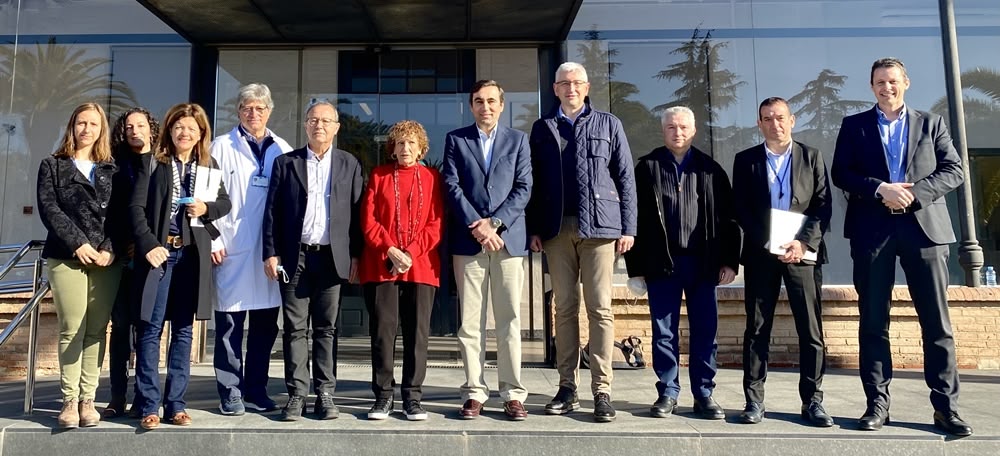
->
[239, 106, 269, 115]
[555, 80, 589, 89]
[306, 117, 338, 127]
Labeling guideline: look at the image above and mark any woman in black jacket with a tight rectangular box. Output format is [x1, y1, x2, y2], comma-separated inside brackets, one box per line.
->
[36, 102, 123, 429]
[102, 107, 159, 419]
[130, 103, 230, 430]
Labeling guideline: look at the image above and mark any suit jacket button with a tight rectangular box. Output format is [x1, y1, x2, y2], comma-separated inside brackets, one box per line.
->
[101, 203, 107, 208]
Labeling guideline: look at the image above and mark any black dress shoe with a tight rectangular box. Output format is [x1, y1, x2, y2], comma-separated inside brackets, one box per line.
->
[739, 402, 765, 424]
[544, 386, 580, 415]
[650, 396, 677, 418]
[933, 410, 973, 436]
[693, 396, 725, 420]
[858, 405, 889, 431]
[593, 392, 616, 422]
[802, 401, 834, 427]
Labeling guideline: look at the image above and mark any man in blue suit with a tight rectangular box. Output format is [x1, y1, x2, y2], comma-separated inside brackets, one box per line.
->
[442, 80, 533, 421]
[832, 57, 971, 436]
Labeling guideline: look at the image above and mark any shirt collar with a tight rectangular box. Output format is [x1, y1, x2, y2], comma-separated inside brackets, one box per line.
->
[763, 142, 792, 158]
[307, 145, 332, 160]
[238, 124, 271, 144]
[477, 125, 497, 140]
[557, 104, 589, 123]
[876, 104, 907, 124]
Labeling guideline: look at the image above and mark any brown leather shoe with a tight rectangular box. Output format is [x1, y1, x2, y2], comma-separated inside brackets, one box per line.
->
[139, 414, 160, 430]
[504, 400, 527, 421]
[460, 399, 483, 419]
[169, 411, 193, 426]
[79, 399, 100, 427]
[58, 400, 79, 429]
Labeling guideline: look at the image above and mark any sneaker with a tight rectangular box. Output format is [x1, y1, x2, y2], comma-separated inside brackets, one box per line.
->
[314, 392, 340, 420]
[368, 397, 394, 420]
[244, 395, 279, 412]
[280, 395, 305, 421]
[220, 397, 246, 416]
[404, 400, 428, 421]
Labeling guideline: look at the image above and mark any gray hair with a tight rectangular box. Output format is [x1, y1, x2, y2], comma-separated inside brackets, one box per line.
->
[304, 98, 338, 120]
[555, 62, 588, 82]
[237, 83, 274, 110]
[661, 106, 696, 126]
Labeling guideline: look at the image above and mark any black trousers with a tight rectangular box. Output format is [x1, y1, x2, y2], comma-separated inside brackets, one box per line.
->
[214, 307, 280, 401]
[280, 249, 342, 397]
[108, 265, 138, 401]
[742, 254, 826, 405]
[364, 281, 435, 403]
[851, 215, 959, 412]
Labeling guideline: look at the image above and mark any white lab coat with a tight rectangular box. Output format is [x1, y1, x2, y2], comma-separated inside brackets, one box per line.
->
[210, 126, 293, 312]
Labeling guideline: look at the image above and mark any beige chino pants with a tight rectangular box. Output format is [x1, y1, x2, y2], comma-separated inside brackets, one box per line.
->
[543, 216, 616, 396]
[454, 248, 527, 403]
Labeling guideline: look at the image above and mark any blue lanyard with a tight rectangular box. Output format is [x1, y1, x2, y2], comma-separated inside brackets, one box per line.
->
[766, 154, 790, 200]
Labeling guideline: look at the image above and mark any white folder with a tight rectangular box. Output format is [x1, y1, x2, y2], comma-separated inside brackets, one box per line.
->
[190, 166, 221, 227]
[768, 208, 817, 262]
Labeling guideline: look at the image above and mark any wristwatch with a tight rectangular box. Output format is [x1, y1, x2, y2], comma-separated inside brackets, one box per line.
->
[490, 217, 503, 229]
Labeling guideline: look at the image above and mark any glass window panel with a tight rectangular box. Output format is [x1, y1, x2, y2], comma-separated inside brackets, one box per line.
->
[216, 50, 300, 146]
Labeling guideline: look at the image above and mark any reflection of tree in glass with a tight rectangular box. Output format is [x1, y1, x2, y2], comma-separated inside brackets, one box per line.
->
[0, 38, 138, 154]
[788, 69, 869, 144]
[575, 29, 661, 158]
[930, 68, 1000, 226]
[653, 28, 745, 155]
[336, 109, 389, 180]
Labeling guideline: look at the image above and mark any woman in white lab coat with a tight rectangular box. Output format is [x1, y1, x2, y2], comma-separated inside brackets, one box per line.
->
[209, 83, 294, 416]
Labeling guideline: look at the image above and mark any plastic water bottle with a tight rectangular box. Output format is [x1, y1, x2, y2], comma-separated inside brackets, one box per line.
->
[986, 266, 997, 287]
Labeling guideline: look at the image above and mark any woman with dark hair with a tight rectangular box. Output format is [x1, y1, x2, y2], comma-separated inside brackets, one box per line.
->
[103, 107, 160, 419]
[130, 103, 230, 429]
[360, 120, 443, 421]
[36, 102, 123, 428]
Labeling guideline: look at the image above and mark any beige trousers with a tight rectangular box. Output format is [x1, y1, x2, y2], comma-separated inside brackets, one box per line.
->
[48, 258, 122, 401]
[544, 216, 616, 396]
[454, 248, 527, 403]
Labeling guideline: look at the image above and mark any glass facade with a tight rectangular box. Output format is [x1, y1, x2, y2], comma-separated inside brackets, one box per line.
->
[0, 0, 191, 246]
[568, 0, 1000, 285]
[2, 0, 997, 289]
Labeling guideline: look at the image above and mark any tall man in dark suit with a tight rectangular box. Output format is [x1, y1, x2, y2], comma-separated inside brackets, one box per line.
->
[443, 79, 533, 421]
[832, 57, 972, 436]
[262, 99, 363, 421]
[732, 97, 833, 427]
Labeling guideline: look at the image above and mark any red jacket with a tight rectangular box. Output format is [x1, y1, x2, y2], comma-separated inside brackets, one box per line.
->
[360, 163, 443, 287]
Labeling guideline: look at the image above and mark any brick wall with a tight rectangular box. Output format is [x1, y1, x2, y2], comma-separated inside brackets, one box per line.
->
[0, 294, 206, 381]
[568, 285, 1000, 370]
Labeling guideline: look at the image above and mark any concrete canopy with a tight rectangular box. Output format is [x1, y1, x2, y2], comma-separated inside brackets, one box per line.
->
[137, 0, 584, 45]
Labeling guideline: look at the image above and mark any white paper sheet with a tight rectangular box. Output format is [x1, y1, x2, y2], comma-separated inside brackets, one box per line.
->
[190, 166, 221, 227]
[768, 208, 818, 261]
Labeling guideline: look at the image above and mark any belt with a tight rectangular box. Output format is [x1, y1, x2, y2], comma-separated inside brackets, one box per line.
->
[888, 206, 913, 215]
[165, 235, 184, 249]
[300, 243, 330, 252]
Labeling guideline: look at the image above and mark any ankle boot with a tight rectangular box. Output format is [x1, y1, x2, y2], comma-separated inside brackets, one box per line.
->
[79, 399, 100, 427]
[58, 400, 79, 429]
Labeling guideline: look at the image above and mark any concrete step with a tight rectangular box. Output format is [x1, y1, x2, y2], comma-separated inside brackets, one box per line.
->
[1, 366, 997, 455]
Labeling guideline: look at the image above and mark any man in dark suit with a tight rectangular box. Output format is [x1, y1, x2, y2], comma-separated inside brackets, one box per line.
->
[732, 97, 833, 427]
[442, 79, 533, 421]
[262, 99, 363, 421]
[832, 57, 972, 436]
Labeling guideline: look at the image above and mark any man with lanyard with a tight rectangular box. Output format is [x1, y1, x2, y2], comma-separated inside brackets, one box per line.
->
[209, 83, 293, 415]
[731, 97, 833, 426]
[832, 57, 971, 436]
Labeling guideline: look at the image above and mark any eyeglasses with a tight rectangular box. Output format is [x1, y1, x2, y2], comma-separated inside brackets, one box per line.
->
[239, 106, 269, 115]
[306, 117, 338, 127]
[555, 80, 589, 89]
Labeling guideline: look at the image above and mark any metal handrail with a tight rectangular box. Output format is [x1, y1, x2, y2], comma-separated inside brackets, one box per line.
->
[0, 240, 47, 414]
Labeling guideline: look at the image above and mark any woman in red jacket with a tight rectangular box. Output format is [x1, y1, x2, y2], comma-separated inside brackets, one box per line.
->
[360, 120, 443, 422]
